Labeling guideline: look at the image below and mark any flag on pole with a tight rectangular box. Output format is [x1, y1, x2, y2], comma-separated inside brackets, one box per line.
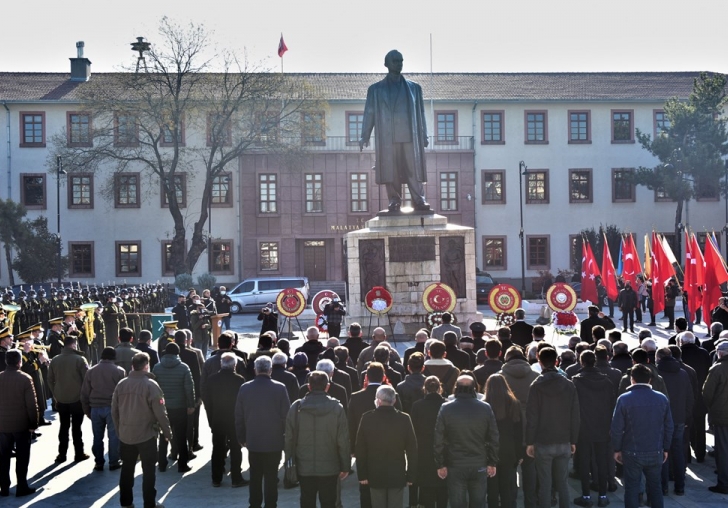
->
[685, 232, 706, 324]
[644, 234, 651, 279]
[277, 34, 288, 58]
[581, 240, 601, 304]
[602, 235, 619, 301]
[622, 235, 640, 288]
[703, 233, 728, 325]
[616, 239, 623, 276]
[651, 232, 672, 315]
[629, 234, 643, 277]
[661, 236, 679, 266]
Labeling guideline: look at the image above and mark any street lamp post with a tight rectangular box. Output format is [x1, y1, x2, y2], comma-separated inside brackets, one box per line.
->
[518, 161, 528, 296]
[56, 156, 67, 285]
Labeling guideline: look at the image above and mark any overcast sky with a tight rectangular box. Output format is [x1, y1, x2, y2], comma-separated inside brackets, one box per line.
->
[2, 0, 725, 74]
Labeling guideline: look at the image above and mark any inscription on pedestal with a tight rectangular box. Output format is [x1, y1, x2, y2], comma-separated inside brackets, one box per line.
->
[389, 237, 436, 262]
[358, 239, 386, 300]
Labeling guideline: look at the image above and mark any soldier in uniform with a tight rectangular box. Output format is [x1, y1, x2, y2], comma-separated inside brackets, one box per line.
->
[121, 289, 140, 339]
[63, 310, 82, 347]
[92, 302, 106, 365]
[157, 321, 178, 358]
[73, 308, 91, 362]
[0, 308, 7, 331]
[46, 317, 66, 359]
[17, 331, 50, 429]
[103, 292, 122, 348]
[54, 289, 71, 317]
[0, 327, 13, 372]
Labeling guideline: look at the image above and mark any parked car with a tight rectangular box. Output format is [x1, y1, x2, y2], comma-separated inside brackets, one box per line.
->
[227, 276, 310, 314]
[476, 271, 497, 304]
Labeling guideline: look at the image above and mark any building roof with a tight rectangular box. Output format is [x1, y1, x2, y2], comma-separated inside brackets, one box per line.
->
[0, 71, 710, 103]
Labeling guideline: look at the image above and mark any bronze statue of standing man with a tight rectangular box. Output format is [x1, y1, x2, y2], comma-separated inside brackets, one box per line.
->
[359, 50, 431, 213]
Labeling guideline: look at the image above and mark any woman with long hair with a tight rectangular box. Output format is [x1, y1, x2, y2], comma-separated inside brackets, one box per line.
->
[484, 374, 523, 508]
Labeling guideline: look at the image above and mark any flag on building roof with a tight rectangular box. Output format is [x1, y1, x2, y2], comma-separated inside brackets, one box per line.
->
[278, 34, 288, 58]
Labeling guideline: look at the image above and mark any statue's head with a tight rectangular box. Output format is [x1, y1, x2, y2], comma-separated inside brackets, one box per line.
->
[384, 50, 403, 72]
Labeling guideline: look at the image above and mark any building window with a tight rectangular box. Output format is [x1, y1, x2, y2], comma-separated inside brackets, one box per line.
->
[114, 173, 140, 208]
[482, 111, 504, 144]
[69, 242, 94, 277]
[525, 111, 548, 143]
[697, 232, 721, 252]
[569, 235, 581, 272]
[611, 110, 634, 142]
[162, 242, 174, 276]
[254, 112, 279, 145]
[67, 112, 91, 147]
[568, 111, 591, 143]
[655, 186, 673, 202]
[483, 236, 506, 270]
[211, 173, 232, 206]
[612, 168, 635, 202]
[114, 114, 138, 147]
[482, 170, 505, 204]
[440, 172, 458, 211]
[260, 242, 279, 271]
[350, 173, 368, 212]
[527, 236, 550, 269]
[68, 174, 93, 209]
[210, 240, 233, 274]
[161, 114, 185, 147]
[435, 111, 457, 143]
[305, 173, 324, 212]
[20, 112, 45, 147]
[346, 112, 364, 144]
[116, 241, 141, 277]
[569, 169, 592, 203]
[20, 174, 46, 209]
[696, 178, 720, 201]
[161, 174, 186, 208]
[654, 110, 670, 138]
[302, 112, 325, 145]
[526, 170, 549, 204]
[207, 113, 232, 147]
[259, 174, 278, 213]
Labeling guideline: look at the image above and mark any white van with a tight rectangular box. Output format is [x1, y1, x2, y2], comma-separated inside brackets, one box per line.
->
[227, 276, 310, 313]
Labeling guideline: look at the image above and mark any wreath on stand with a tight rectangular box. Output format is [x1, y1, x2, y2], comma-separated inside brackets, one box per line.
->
[315, 314, 328, 333]
[495, 312, 516, 327]
[426, 311, 458, 328]
[551, 311, 578, 335]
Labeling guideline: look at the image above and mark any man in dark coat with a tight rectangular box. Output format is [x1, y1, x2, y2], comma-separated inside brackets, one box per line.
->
[580, 306, 616, 344]
[609, 341, 633, 374]
[203, 353, 248, 487]
[296, 327, 325, 371]
[677, 332, 711, 462]
[473, 339, 503, 390]
[402, 329, 428, 369]
[341, 323, 368, 366]
[271, 352, 300, 404]
[334, 346, 360, 393]
[395, 353, 426, 414]
[359, 49, 430, 212]
[510, 308, 534, 348]
[410, 377, 447, 508]
[572, 350, 616, 507]
[172, 294, 190, 330]
[443, 332, 471, 371]
[356, 385, 418, 508]
[618, 281, 639, 333]
[134, 330, 159, 370]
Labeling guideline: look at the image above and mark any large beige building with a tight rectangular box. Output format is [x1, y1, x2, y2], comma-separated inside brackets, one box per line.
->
[0, 48, 724, 292]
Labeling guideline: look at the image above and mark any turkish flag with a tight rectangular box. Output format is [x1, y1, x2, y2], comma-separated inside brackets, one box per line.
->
[622, 235, 642, 289]
[277, 35, 288, 58]
[650, 232, 668, 315]
[685, 232, 705, 324]
[581, 240, 601, 304]
[602, 236, 619, 301]
[703, 234, 728, 325]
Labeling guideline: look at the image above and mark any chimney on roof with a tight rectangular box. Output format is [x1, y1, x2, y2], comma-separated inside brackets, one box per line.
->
[70, 41, 91, 82]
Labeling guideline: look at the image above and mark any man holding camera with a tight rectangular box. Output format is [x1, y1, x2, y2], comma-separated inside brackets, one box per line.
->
[323, 299, 346, 339]
[190, 301, 212, 359]
[257, 304, 278, 337]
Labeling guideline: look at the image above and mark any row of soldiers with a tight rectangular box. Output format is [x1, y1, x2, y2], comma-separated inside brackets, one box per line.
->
[1, 284, 169, 337]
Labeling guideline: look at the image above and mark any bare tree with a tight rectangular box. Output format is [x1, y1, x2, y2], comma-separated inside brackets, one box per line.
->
[50, 18, 325, 275]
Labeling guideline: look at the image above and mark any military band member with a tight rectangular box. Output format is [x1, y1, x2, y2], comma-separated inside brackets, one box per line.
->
[157, 321, 178, 358]
[17, 331, 50, 428]
[54, 289, 71, 316]
[46, 317, 66, 359]
[92, 302, 106, 365]
[103, 292, 122, 348]
[0, 327, 13, 372]
[0, 308, 7, 331]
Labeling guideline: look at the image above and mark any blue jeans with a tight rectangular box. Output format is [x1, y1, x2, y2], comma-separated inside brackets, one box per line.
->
[446, 465, 487, 508]
[623, 451, 664, 508]
[534, 443, 571, 508]
[221, 316, 231, 331]
[91, 406, 119, 465]
[662, 423, 685, 492]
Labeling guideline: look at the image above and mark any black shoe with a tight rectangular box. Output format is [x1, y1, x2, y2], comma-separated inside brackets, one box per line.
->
[158, 464, 167, 473]
[192, 444, 203, 452]
[597, 498, 610, 507]
[674, 489, 684, 496]
[39, 420, 52, 426]
[93, 463, 104, 472]
[109, 461, 122, 471]
[414, 201, 431, 211]
[188, 452, 197, 460]
[647, 322, 656, 326]
[574, 497, 593, 507]
[388, 202, 401, 212]
[232, 478, 250, 488]
[74, 454, 90, 462]
[709, 485, 728, 494]
[212, 481, 221, 488]
[178, 464, 192, 473]
[15, 487, 36, 497]
[54, 455, 66, 463]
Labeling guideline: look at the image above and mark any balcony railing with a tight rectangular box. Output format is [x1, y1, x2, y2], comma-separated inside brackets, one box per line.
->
[256, 136, 474, 152]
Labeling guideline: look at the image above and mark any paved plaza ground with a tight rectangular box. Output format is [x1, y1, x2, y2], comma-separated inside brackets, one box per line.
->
[3, 304, 728, 507]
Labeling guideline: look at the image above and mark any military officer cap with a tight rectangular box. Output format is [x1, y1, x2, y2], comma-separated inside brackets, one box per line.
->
[162, 321, 178, 329]
[27, 323, 43, 333]
[469, 321, 486, 334]
[106, 292, 116, 299]
[57, 289, 66, 296]
[0, 327, 12, 340]
[49, 317, 64, 326]
[63, 310, 78, 317]
[15, 330, 32, 341]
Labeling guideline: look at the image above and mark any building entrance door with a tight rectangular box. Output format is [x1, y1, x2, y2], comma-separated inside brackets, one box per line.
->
[303, 241, 327, 281]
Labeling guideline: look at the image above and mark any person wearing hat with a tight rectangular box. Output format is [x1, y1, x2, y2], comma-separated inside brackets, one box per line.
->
[157, 321, 178, 359]
[46, 317, 66, 359]
[0, 309, 7, 332]
[0, 327, 14, 372]
[103, 292, 123, 349]
[703, 341, 728, 494]
[17, 332, 49, 429]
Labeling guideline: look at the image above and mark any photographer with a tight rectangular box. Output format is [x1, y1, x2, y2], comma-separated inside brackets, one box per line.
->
[323, 299, 346, 339]
[190, 301, 212, 358]
[257, 303, 279, 336]
[711, 296, 728, 330]
[214, 286, 233, 331]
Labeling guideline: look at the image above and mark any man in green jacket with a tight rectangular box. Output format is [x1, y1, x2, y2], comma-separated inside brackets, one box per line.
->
[48, 336, 89, 463]
[703, 341, 728, 494]
[285, 371, 349, 508]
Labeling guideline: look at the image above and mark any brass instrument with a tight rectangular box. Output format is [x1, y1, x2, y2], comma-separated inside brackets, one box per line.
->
[80, 303, 98, 345]
[12, 341, 50, 354]
[2, 304, 20, 332]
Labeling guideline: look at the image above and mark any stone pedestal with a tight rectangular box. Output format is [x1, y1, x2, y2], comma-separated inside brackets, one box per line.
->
[345, 212, 481, 337]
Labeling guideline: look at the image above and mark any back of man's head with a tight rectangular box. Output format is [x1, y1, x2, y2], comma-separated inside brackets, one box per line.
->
[64, 336, 77, 348]
[366, 362, 385, 384]
[675, 317, 688, 332]
[258, 334, 274, 350]
[271, 352, 287, 367]
[218, 331, 234, 350]
[579, 349, 596, 368]
[326, 337, 340, 349]
[373, 345, 390, 364]
[631, 363, 652, 384]
[515, 308, 526, 320]
[5, 350, 20, 368]
[174, 330, 187, 346]
[165, 342, 180, 356]
[537, 347, 558, 369]
[596, 338, 613, 356]
[711, 322, 724, 336]
[429, 340, 446, 359]
[101, 347, 116, 361]
[453, 375, 477, 397]
[119, 327, 134, 343]
[334, 346, 349, 365]
[485, 339, 502, 360]
[497, 327, 511, 341]
[220, 352, 237, 370]
[678, 331, 695, 346]
[372, 327, 386, 343]
[631, 348, 648, 365]
[254, 355, 272, 375]
[315, 359, 335, 378]
[415, 330, 429, 343]
[308, 371, 329, 392]
[641, 338, 657, 352]
[608, 330, 621, 343]
[441, 312, 452, 324]
[592, 325, 606, 341]
[407, 352, 424, 373]
[567, 336, 580, 351]
[655, 346, 672, 363]
[575, 342, 591, 356]
[668, 345, 682, 360]
[613, 341, 629, 356]
[443, 331, 458, 347]
[638, 329, 652, 342]
[532, 325, 545, 340]
[138, 330, 152, 343]
[594, 345, 610, 363]
[504, 345, 526, 362]
[132, 352, 150, 371]
[423, 375, 442, 394]
[588, 305, 600, 316]
[376, 384, 397, 406]
[348, 323, 362, 338]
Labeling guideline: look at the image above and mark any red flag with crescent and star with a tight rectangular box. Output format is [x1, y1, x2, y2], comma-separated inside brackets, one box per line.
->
[621, 235, 641, 288]
[277, 34, 288, 58]
[602, 235, 619, 301]
[703, 233, 728, 326]
[581, 240, 601, 304]
[650, 232, 672, 315]
[688, 232, 706, 324]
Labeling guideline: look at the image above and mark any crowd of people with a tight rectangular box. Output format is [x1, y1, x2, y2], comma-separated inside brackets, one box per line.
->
[0, 303, 728, 508]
